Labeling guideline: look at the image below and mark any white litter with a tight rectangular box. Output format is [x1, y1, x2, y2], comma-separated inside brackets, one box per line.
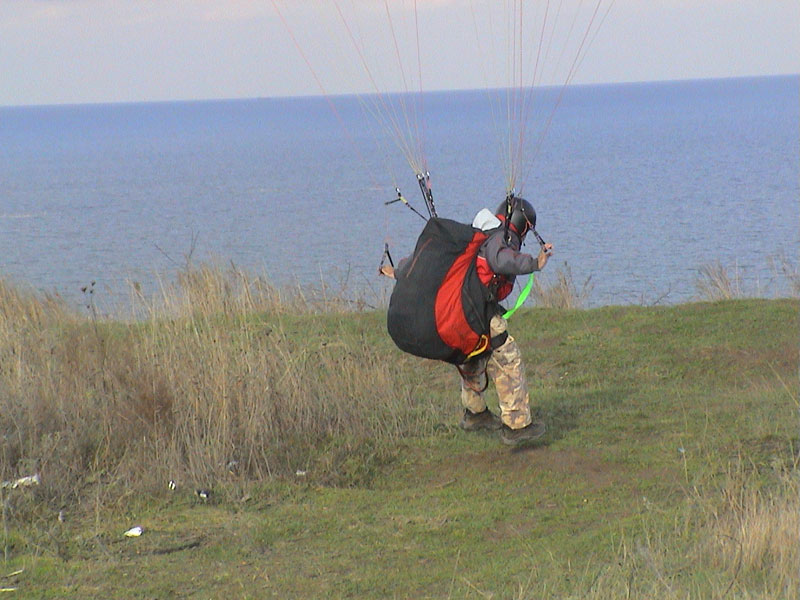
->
[1, 473, 40, 490]
[124, 526, 143, 537]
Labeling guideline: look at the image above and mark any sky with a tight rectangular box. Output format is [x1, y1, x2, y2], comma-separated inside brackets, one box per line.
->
[0, 0, 798, 106]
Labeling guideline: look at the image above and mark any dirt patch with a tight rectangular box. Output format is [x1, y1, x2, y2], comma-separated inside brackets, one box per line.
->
[418, 443, 619, 492]
[499, 446, 617, 489]
[533, 336, 563, 350]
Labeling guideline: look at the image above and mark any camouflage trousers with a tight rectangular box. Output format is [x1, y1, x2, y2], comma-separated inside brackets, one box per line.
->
[460, 314, 532, 429]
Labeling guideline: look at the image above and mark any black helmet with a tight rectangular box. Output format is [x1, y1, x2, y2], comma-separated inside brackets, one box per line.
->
[495, 197, 536, 236]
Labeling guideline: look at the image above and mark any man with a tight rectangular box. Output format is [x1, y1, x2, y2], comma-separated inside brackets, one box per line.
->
[381, 198, 553, 445]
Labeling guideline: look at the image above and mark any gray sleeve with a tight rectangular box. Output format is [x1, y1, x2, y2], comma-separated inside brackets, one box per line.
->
[484, 232, 538, 275]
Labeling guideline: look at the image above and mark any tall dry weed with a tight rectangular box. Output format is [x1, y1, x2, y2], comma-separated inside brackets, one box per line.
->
[695, 260, 744, 301]
[531, 262, 592, 309]
[695, 256, 800, 302]
[774, 253, 800, 297]
[160, 260, 377, 317]
[0, 264, 434, 506]
[544, 461, 800, 600]
[706, 462, 799, 593]
[0, 276, 68, 331]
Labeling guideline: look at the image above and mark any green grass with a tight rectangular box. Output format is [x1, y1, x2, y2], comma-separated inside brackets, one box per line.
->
[1, 298, 797, 598]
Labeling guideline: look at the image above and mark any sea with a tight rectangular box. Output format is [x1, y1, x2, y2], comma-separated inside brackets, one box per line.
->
[1, 75, 798, 312]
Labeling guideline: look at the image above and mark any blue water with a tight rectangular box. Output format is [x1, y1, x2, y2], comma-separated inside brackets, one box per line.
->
[1, 76, 798, 310]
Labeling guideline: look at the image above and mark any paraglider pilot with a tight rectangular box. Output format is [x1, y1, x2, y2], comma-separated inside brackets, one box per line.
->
[381, 198, 553, 445]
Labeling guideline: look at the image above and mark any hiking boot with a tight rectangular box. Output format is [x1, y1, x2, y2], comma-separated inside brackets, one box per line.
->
[459, 408, 503, 432]
[500, 421, 546, 445]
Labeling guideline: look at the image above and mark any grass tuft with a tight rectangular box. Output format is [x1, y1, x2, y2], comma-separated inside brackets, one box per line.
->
[695, 260, 744, 300]
[531, 262, 593, 308]
[774, 253, 800, 297]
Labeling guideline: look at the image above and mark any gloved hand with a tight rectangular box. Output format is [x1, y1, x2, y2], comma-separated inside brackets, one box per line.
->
[537, 243, 553, 270]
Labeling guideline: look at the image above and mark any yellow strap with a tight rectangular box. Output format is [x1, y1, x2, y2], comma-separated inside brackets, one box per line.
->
[466, 334, 490, 359]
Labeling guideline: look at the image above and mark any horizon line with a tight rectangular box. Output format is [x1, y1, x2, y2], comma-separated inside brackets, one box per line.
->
[1, 72, 797, 111]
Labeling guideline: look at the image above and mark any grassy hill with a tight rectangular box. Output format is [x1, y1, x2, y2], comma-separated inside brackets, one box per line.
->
[0, 273, 796, 598]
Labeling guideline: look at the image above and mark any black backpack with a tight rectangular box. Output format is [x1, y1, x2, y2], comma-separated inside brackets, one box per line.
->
[387, 217, 495, 364]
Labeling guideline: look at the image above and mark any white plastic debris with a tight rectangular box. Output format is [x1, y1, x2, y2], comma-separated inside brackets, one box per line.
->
[295, 470, 307, 477]
[195, 489, 210, 501]
[124, 526, 143, 538]
[1, 473, 40, 490]
[168, 480, 177, 491]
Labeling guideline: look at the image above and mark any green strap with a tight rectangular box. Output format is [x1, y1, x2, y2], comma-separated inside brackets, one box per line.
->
[502, 273, 535, 319]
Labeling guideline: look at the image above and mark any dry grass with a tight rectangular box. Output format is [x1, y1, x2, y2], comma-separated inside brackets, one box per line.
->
[695, 260, 744, 301]
[539, 460, 800, 600]
[708, 465, 799, 594]
[146, 260, 380, 317]
[0, 264, 433, 506]
[695, 255, 800, 302]
[774, 253, 800, 297]
[531, 262, 593, 309]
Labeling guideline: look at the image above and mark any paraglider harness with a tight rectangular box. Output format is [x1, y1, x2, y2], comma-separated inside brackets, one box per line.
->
[384, 187, 547, 391]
